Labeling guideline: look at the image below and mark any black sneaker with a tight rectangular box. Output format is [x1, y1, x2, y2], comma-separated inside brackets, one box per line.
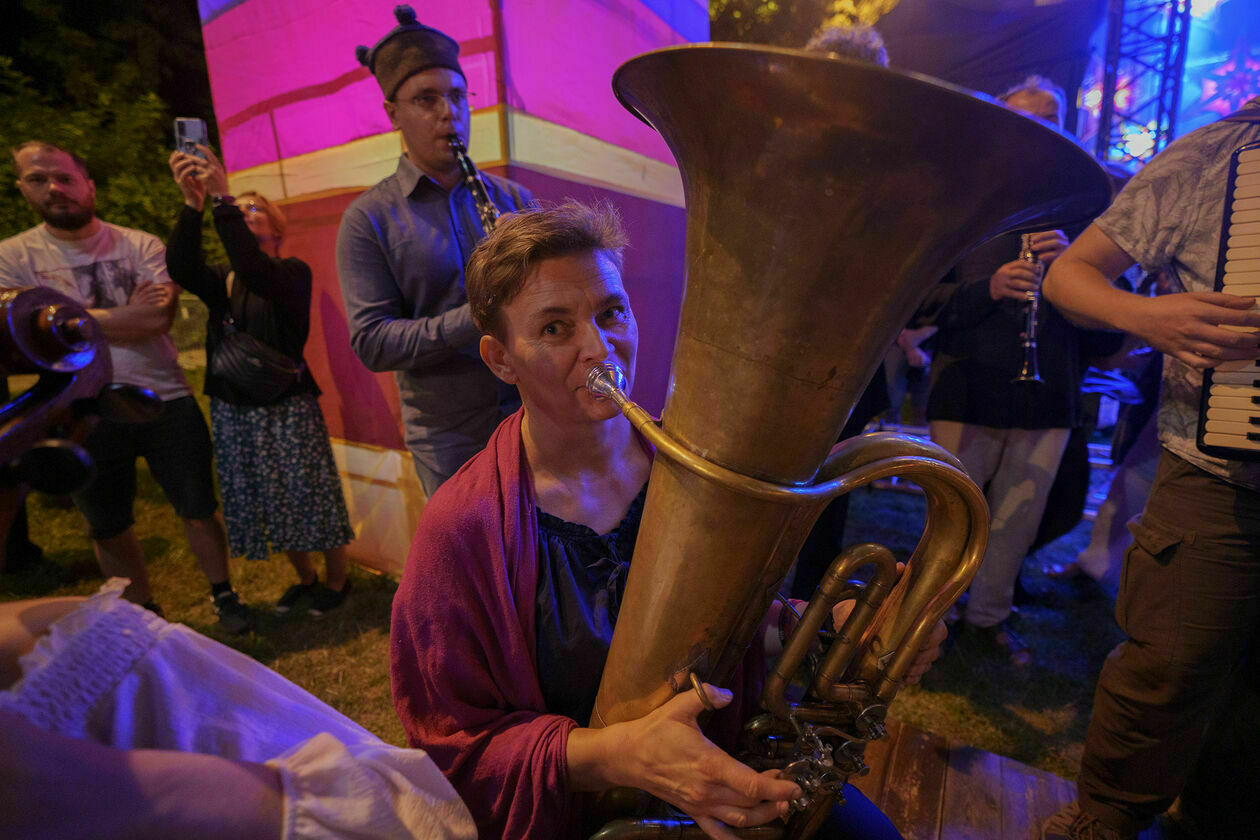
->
[967, 619, 1032, 667]
[275, 579, 319, 614]
[1041, 802, 1133, 840]
[213, 590, 254, 634]
[309, 579, 351, 616]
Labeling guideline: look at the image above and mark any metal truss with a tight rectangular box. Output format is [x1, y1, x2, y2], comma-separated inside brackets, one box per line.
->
[1096, 0, 1193, 165]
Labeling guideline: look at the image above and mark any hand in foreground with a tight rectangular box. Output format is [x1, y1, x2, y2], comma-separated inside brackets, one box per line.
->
[598, 684, 801, 840]
[903, 617, 948, 685]
[904, 344, 932, 369]
[169, 150, 207, 210]
[896, 327, 936, 368]
[129, 282, 173, 309]
[1029, 230, 1070, 266]
[195, 144, 231, 199]
[990, 259, 1042, 302]
[829, 562, 948, 686]
[1134, 291, 1260, 369]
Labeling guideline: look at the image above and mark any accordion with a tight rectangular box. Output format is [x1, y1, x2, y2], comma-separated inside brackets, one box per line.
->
[1197, 140, 1260, 461]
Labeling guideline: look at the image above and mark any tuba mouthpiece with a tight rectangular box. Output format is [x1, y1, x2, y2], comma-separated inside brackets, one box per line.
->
[585, 363, 628, 400]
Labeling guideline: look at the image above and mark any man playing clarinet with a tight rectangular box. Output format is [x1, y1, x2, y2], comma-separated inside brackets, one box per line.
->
[337, 5, 533, 494]
[913, 77, 1109, 666]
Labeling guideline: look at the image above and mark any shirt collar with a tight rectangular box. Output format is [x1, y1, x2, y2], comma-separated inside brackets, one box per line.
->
[395, 153, 424, 197]
[395, 153, 457, 198]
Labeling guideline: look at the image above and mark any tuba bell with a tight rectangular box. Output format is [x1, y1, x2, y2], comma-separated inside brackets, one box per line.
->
[586, 43, 1111, 838]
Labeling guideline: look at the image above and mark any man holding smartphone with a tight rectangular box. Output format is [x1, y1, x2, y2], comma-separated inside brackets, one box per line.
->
[336, 6, 533, 495]
[0, 140, 252, 634]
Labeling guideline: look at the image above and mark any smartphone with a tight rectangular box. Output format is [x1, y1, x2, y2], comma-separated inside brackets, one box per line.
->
[174, 117, 209, 159]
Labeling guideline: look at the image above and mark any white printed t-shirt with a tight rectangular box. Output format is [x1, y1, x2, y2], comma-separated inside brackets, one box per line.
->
[0, 221, 189, 400]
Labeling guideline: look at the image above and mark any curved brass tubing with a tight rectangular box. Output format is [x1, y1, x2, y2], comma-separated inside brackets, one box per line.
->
[589, 366, 972, 506]
[762, 543, 898, 722]
[590, 365, 990, 716]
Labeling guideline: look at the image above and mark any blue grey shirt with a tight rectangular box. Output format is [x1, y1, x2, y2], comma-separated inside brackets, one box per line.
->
[336, 154, 532, 484]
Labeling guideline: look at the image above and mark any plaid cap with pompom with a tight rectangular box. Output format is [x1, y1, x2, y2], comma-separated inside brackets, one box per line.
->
[356, 5, 464, 100]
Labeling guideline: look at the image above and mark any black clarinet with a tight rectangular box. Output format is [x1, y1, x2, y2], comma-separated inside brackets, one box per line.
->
[1012, 233, 1043, 383]
[449, 136, 501, 235]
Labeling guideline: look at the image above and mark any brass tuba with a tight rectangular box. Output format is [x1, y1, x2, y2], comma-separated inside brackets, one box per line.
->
[584, 44, 1110, 838]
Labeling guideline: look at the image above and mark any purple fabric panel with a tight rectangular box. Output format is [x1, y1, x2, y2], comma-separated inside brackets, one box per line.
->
[199, 0, 248, 24]
[202, 0, 497, 170]
[501, 0, 699, 166]
[639, 0, 708, 41]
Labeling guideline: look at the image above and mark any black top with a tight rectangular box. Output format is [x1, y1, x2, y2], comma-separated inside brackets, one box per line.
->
[166, 204, 320, 405]
[914, 230, 1121, 429]
[534, 484, 647, 727]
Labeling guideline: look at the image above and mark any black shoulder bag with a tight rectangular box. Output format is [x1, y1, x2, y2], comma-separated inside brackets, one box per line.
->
[209, 272, 305, 405]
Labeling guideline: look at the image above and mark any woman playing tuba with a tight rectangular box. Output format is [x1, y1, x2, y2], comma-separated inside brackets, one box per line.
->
[388, 202, 944, 840]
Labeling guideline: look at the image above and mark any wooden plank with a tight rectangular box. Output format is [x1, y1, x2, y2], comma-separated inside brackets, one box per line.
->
[852, 717, 901, 809]
[847, 718, 1082, 839]
[939, 741, 1005, 839]
[999, 755, 1077, 839]
[879, 721, 949, 840]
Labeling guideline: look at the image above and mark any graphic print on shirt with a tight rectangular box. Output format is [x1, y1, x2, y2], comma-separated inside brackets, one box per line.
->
[30, 257, 139, 310]
[70, 259, 137, 309]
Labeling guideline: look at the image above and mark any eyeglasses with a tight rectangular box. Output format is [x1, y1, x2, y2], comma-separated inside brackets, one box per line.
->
[239, 202, 263, 215]
[396, 89, 471, 113]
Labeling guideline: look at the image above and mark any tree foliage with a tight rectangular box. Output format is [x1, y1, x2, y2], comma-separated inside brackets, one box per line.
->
[0, 1, 221, 257]
[0, 56, 184, 241]
[711, 0, 901, 46]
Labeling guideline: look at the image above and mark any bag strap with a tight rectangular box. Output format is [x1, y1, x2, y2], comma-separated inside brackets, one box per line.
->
[222, 270, 244, 331]
[220, 270, 303, 371]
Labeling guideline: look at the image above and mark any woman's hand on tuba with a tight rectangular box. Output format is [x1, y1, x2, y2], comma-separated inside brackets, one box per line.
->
[903, 618, 948, 685]
[567, 683, 801, 840]
[828, 562, 948, 686]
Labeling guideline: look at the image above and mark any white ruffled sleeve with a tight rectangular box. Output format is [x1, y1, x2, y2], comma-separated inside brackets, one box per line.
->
[0, 580, 476, 839]
[269, 732, 476, 840]
[0, 579, 165, 737]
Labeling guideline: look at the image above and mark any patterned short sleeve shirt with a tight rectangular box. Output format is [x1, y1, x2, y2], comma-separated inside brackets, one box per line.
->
[1095, 99, 1260, 490]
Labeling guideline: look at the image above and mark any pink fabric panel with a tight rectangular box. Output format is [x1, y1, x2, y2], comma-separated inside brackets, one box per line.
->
[501, 0, 701, 166]
[283, 191, 407, 450]
[269, 75, 392, 163]
[223, 112, 279, 174]
[202, 0, 498, 171]
[462, 51, 499, 112]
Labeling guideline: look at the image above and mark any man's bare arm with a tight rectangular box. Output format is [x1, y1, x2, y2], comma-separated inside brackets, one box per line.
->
[89, 283, 178, 342]
[1044, 224, 1260, 369]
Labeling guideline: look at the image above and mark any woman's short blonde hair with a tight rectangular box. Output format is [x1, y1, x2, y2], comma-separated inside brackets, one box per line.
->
[466, 200, 628, 339]
[238, 191, 287, 240]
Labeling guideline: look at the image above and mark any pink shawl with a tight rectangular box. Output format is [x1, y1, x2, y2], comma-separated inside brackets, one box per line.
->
[391, 408, 764, 839]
